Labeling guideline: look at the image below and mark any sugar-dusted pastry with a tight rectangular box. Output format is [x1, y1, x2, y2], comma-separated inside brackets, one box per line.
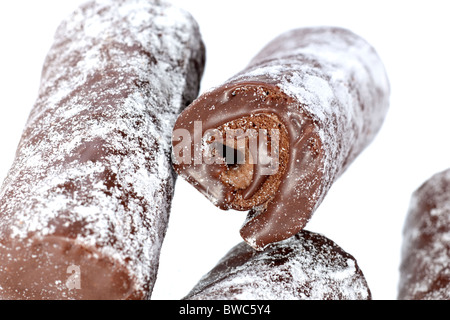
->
[398, 169, 450, 300]
[172, 27, 390, 250]
[0, 0, 205, 300]
[184, 230, 372, 300]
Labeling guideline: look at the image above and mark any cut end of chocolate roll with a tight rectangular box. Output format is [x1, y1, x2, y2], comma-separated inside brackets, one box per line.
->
[0, 236, 145, 300]
[172, 26, 389, 251]
[173, 85, 292, 211]
[172, 83, 324, 250]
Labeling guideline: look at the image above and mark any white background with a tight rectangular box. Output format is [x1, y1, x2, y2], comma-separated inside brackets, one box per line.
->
[0, 0, 449, 300]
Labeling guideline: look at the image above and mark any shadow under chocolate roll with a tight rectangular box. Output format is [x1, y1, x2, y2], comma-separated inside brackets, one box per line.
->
[398, 169, 450, 300]
[172, 27, 390, 250]
[184, 230, 371, 300]
[0, 0, 205, 300]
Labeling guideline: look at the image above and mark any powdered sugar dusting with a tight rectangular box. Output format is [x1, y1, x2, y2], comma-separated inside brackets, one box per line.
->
[399, 169, 450, 300]
[0, 0, 204, 298]
[228, 27, 390, 215]
[185, 231, 371, 300]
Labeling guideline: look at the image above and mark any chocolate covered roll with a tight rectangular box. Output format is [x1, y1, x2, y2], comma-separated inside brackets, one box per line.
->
[0, 0, 205, 300]
[398, 169, 450, 300]
[172, 27, 390, 250]
[184, 230, 371, 300]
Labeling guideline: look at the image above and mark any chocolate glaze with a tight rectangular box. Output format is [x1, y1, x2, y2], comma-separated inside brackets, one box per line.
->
[398, 169, 450, 300]
[172, 27, 390, 250]
[184, 230, 372, 300]
[0, 0, 205, 300]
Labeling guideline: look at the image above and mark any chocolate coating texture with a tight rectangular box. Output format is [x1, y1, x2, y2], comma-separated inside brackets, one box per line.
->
[0, 0, 205, 299]
[184, 230, 372, 300]
[398, 169, 450, 300]
[172, 27, 390, 250]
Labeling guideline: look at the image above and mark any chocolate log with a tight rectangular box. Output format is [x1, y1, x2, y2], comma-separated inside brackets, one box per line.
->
[172, 27, 390, 250]
[398, 169, 450, 300]
[184, 230, 371, 300]
[0, 0, 205, 300]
